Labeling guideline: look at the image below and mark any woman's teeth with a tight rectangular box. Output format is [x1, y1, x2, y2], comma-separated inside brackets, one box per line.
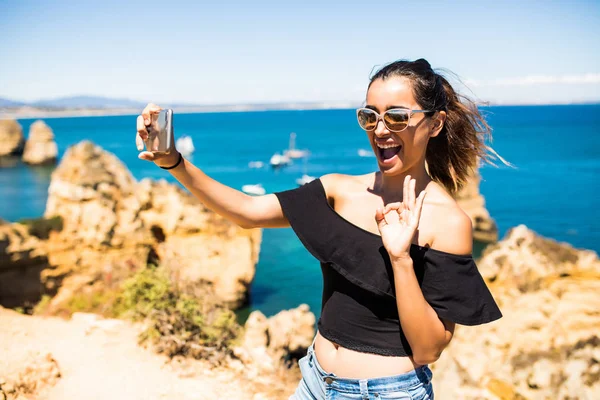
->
[376, 143, 401, 149]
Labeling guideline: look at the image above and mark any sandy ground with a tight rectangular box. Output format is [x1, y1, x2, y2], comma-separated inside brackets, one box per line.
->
[0, 307, 266, 400]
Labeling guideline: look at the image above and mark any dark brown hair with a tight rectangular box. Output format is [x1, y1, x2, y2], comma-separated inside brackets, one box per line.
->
[369, 58, 496, 193]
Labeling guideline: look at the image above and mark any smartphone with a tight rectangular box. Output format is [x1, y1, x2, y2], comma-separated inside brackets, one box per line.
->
[144, 109, 174, 155]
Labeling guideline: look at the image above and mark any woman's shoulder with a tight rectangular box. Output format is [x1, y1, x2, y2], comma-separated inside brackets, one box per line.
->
[423, 181, 473, 256]
[319, 173, 373, 201]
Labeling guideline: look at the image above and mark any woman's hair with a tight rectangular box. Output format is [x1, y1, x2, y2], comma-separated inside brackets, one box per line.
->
[369, 58, 497, 193]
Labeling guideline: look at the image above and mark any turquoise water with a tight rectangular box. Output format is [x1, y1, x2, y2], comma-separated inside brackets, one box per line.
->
[2, 105, 599, 317]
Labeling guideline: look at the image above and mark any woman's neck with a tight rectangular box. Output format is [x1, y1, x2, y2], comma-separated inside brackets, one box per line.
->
[375, 164, 432, 203]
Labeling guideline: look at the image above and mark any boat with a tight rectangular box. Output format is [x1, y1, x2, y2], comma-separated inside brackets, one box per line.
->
[248, 161, 265, 169]
[357, 148, 374, 158]
[296, 155, 316, 186]
[284, 132, 309, 159]
[296, 174, 316, 186]
[176, 135, 195, 157]
[270, 152, 291, 168]
[241, 184, 266, 196]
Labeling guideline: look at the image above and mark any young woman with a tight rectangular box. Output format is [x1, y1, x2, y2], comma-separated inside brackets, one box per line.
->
[135, 59, 502, 400]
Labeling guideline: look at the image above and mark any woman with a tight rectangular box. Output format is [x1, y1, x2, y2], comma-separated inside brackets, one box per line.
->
[135, 59, 502, 400]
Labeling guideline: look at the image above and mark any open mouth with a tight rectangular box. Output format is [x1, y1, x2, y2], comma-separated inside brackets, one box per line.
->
[376, 144, 402, 163]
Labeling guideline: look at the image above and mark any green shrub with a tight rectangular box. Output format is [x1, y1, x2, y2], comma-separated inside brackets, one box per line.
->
[113, 266, 241, 364]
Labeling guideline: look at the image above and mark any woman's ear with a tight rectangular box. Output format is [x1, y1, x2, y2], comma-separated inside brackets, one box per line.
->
[430, 111, 446, 138]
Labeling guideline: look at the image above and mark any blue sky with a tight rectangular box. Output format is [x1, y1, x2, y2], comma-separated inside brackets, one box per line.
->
[1, 0, 599, 105]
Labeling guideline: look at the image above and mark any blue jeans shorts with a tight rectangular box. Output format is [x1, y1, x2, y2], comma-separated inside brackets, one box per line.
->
[290, 342, 434, 400]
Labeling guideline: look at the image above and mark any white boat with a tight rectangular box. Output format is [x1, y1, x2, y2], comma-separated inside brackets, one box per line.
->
[296, 174, 316, 186]
[270, 152, 291, 168]
[357, 148, 374, 158]
[296, 155, 315, 186]
[176, 135, 195, 157]
[242, 184, 266, 196]
[284, 132, 309, 159]
[248, 161, 265, 169]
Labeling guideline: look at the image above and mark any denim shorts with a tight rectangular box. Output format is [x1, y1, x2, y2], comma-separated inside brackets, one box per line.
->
[289, 342, 434, 400]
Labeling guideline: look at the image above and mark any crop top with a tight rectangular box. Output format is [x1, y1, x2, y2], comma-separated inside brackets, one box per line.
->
[274, 178, 502, 357]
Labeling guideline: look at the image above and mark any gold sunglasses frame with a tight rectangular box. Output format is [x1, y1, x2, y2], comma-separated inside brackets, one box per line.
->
[356, 108, 433, 133]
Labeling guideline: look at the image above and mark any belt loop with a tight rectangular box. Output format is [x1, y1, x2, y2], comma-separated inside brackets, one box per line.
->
[359, 379, 369, 399]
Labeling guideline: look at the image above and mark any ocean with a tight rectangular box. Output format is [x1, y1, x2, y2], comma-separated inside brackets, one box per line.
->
[1, 104, 599, 318]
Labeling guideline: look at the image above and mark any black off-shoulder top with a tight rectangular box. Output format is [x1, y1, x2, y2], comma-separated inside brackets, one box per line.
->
[274, 178, 502, 357]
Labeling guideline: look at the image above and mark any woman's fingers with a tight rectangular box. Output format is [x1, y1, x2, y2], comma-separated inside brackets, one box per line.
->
[411, 190, 427, 227]
[136, 115, 147, 135]
[138, 151, 157, 162]
[141, 103, 162, 126]
[383, 202, 402, 213]
[136, 133, 144, 151]
[136, 115, 147, 150]
[375, 206, 387, 229]
[409, 178, 416, 208]
[403, 175, 410, 205]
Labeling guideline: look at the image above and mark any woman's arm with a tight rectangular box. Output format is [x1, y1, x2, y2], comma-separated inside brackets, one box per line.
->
[390, 256, 456, 365]
[393, 212, 472, 364]
[163, 159, 288, 229]
[376, 176, 470, 365]
[136, 104, 288, 229]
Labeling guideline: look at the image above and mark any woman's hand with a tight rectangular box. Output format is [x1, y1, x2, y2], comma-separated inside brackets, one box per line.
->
[375, 175, 426, 262]
[135, 103, 180, 167]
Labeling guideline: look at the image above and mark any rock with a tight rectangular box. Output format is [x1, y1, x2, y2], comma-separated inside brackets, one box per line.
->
[0, 223, 52, 308]
[266, 304, 316, 358]
[0, 351, 60, 399]
[38, 141, 153, 314]
[431, 226, 600, 400]
[135, 177, 262, 308]
[0, 119, 25, 157]
[22, 120, 58, 165]
[237, 304, 316, 372]
[477, 224, 599, 292]
[454, 169, 498, 243]
[29, 140, 260, 312]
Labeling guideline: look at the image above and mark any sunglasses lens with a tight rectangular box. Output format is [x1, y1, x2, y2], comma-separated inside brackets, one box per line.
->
[357, 109, 378, 130]
[384, 109, 409, 131]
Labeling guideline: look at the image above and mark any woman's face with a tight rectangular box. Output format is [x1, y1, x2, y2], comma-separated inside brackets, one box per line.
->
[365, 76, 437, 176]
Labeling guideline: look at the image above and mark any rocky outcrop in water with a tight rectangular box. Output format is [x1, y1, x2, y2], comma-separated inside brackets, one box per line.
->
[432, 225, 600, 399]
[0, 140, 261, 311]
[22, 120, 58, 165]
[0, 119, 25, 157]
[455, 169, 498, 243]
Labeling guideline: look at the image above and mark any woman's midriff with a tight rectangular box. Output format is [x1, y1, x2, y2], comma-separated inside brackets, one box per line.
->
[314, 331, 422, 379]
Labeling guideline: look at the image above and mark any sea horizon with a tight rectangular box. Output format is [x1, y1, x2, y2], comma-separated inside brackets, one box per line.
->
[2, 100, 600, 121]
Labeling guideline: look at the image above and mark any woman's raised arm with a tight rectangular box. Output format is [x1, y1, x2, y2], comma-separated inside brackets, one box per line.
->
[135, 103, 288, 229]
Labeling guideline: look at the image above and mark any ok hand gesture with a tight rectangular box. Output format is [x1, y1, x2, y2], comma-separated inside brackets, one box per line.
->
[375, 175, 426, 262]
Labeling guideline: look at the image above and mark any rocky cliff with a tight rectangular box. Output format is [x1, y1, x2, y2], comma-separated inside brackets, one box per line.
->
[455, 169, 498, 243]
[0, 140, 261, 311]
[432, 225, 600, 399]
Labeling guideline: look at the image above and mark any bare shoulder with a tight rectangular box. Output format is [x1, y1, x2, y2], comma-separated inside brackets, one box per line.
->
[424, 182, 474, 255]
[320, 173, 369, 200]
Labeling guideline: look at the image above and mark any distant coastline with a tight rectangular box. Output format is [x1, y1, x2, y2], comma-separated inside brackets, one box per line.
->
[0, 102, 359, 120]
[1, 101, 598, 120]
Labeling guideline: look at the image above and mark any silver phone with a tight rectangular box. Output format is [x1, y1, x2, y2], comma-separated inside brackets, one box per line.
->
[144, 109, 174, 155]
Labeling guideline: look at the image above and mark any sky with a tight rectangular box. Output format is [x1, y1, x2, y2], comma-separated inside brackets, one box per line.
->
[1, 0, 599, 106]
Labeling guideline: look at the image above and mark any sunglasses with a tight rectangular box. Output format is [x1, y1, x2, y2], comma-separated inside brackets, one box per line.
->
[356, 107, 433, 133]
